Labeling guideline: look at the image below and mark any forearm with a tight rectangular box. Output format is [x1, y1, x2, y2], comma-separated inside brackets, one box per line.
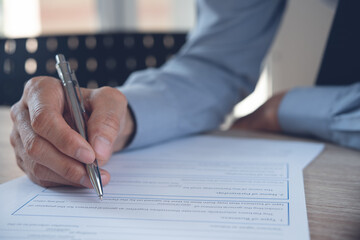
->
[120, 0, 286, 149]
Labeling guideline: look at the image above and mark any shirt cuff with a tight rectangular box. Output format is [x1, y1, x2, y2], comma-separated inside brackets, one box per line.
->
[278, 86, 347, 140]
[118, 84, 179, 150]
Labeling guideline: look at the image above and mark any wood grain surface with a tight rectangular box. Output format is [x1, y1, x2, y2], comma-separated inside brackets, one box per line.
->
[0, 106, 359, 239]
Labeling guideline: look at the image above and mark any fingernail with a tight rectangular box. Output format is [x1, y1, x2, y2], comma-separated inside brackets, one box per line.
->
[76, 148, 95, 163]
[94, 136, 111, 159]
[80, 176, 93, 188]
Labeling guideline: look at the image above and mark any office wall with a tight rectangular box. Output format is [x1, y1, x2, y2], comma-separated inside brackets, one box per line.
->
[231, 0, 337, 118]
[97, 0, 195, 32]
[268, 0, 337, 93]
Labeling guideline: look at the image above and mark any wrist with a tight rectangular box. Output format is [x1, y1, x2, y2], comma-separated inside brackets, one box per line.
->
[112, 105, 136, 152]
[231, 91, 287, 132]
[263, 91, 286, 132]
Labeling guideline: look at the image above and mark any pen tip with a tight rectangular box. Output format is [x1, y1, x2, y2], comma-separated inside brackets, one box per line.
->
[99, 195, 103, 201]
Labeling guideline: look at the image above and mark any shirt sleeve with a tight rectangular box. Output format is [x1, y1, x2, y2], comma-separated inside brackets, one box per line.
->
[119, 0, 286, 149]
[278, 82, 360, 150]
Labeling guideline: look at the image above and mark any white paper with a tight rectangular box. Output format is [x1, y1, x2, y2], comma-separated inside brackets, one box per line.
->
[0, 136, 324, 240]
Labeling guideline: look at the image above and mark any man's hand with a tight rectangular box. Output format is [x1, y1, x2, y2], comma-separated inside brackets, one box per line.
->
[231, 92, 287, 132]
[10, 76, 134, 188]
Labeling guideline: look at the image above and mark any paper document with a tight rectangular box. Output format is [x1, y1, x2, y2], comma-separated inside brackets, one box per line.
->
[0, 136, 323, 240]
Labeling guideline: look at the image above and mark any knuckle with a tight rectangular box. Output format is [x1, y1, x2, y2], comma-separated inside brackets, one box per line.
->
[114, 90, 127, 104]
[31, 163, 44, 179]
[16, 156, 24, 172]
[26, 76, 41, 86]
[99, 86, 114, 95]
[100, 87, 127, 103]
[10, 103, 19, 122]
[25, 76, 48, 89]
[92, 112, 121, 143]
[9, 130, 16, 147]
[36, 180, 50, 187]
[11, 103, 29, 127]
[23, 78, 36, 92]
[24, 77, 42, 95]
[10, 102, 27, 123]
[24, 135, 43, 157]
[31, 108, 51, 134]
[31, 164, 52, 187]
[103, 111, 121, 132]
[35, 177, 53, 187]
[25, 76, 61, 99]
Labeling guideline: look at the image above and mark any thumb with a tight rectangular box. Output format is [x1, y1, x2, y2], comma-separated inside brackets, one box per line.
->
[85, 87, 128, 165]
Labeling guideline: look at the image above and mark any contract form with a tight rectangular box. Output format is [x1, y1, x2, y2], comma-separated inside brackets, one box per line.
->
[0, 136, 324, 240]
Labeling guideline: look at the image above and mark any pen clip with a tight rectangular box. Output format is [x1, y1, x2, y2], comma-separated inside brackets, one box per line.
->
[71, 71, 86, 114]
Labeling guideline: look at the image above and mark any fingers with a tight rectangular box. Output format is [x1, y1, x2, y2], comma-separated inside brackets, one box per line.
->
[10, 77, 118, 188]
[12, 130, 83, 188]
[10, 112, 91, 187]
[85, 87, 129, 165]
[21, 77, 95, 164]
[11, 125, 111, 188]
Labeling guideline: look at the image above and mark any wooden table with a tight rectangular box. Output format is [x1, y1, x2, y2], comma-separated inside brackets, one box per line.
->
[0, 106, 359, 239]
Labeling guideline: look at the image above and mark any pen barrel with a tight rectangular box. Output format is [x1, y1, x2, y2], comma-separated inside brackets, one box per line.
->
[55, 54, 103, 198]
[55, 56, 87, 139]
[63, 82, 87, 139]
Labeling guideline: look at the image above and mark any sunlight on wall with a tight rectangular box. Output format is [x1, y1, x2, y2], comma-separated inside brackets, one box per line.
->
[221, 68, 270, 129]
[234, 67, 271, 118]
[233, 70, 270, 118]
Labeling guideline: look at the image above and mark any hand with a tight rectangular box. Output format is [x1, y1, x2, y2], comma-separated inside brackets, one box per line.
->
[10, 76, 134, 188]
[231, 91, 287, 132]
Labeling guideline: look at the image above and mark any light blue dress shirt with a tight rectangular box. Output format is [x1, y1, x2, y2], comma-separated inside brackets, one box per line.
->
[119, 0, 360, 150]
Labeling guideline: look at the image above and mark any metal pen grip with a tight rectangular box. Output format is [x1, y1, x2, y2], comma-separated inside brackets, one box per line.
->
[63, 81, 87, 139]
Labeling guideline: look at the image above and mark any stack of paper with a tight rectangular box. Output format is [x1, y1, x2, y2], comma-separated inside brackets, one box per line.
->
[0, 136, 323, 240]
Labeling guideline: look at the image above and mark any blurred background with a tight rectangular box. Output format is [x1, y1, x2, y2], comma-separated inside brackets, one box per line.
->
[0, 0, 336, 120]
[0, 0, 195, 37]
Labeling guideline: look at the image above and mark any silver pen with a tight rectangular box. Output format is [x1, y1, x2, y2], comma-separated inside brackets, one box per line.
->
[55, 54, 103, 200]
